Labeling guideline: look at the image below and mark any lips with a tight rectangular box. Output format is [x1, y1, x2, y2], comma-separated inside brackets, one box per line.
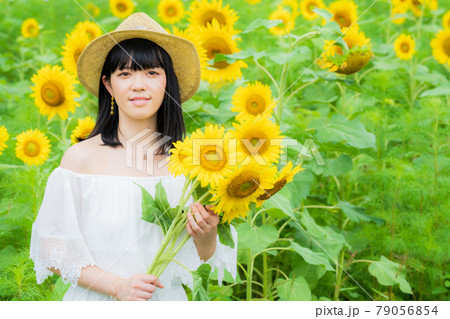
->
[129, 97, 150, 101]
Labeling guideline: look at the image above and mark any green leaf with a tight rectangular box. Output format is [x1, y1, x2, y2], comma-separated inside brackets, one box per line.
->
[236, 223, 279, 255]
[323, 154, 353, 177]
[262, 190, 295, 220]
[290, 242, 334, 271]
[294, 209, 350, 259]
[420, 83, 450, 97]
[368, 256, 412, 294]
[313, 8, 332, 22]
[275, 276, 312, 301]
[136, 183, 172, 234]
[51, 278, 70, 301]
[242, 18, 284, 33]
[337, 200, 384, 225]
[0, 164, 25, 170]
[217, 223, 235, 249]
[155, 181, 171, 216]
[0, 246, 16, 270]
[315, 114, 376, 149]
[192, 263, 212, 301]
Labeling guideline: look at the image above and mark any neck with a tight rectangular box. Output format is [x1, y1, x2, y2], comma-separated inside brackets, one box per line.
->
[117, 116, 158, 145]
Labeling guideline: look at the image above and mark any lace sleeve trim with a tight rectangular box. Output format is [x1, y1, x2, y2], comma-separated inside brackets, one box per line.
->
[29, 231, 96, 287]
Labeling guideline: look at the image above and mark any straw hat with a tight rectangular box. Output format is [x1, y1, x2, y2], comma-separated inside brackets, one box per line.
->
[77, 12, 201, 103]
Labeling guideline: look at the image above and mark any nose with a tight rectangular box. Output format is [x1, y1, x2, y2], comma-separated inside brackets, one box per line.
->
[131, 72, 147, 91]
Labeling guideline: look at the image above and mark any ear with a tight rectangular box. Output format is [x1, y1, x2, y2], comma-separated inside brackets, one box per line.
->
[102, 75, 114, 97]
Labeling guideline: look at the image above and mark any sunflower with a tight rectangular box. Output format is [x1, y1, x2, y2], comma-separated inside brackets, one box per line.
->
[15, 129, 51, 166]
[268, 7, 295, 36]
[317, 27, 372, 74]
[158, 0, 185, 24]
[220, 206, 248, 224]
[282, 0, 300, 19]
[391, 6, 407, 24]
[230, 117, 284, 166]
[408, 0, 425, 17]
[170, 26, 209, 69]
[168, 135, 192, 177]
[327, 0, 359, 30]
[231, 81, 277, 123]
[394, 34, 416, 60]
[109, 0, 134, 19]
[21, 18, 40, 38]
[443, 11, 450, 30]
[30, 65, 80, 120]
[210, 161, 277, 215]
[0, 125, 9, 155]
[256, 161, 304, 207]
[86, 3, 101, 17]
[74, 21, 103, 41]
[62, 29, 91, 77]
[245, 0, 262, 4]
[431, 30, 450, 65]
[197, 19, 247, 84]
[300, 0, 325, 21]
[188, 0, 238, 31]
[392, 0, 409, 9]
[182, 124, 236, 188]
[71, 116, 96, 144]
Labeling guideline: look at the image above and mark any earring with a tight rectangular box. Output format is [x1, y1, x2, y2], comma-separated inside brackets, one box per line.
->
[110, 96, 114, 115]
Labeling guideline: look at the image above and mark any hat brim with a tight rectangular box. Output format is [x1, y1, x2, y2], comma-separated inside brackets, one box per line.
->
[77, 30, 201, 103]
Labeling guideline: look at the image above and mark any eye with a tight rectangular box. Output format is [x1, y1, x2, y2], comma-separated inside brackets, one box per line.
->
[146, 70, 158, 76]
[118, 72, 130, 76]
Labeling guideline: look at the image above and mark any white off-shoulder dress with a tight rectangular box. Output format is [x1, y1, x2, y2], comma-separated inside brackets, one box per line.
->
[29, 166, 238, 301]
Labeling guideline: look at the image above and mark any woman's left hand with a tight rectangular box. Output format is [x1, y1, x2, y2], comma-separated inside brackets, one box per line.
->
[186, 203, 219, 241]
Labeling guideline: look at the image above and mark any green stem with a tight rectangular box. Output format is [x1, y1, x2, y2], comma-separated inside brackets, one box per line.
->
[246, 209, 253, 301]
[254, 59, 279, 91]
[261, 212, 269, 299]
[333, 248, 345, 301]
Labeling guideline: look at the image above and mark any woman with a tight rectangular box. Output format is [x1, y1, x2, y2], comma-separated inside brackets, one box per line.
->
[29, 12, 238, 301]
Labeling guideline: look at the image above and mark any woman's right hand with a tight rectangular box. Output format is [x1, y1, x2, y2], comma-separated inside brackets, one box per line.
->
[114, 274, 164, 301]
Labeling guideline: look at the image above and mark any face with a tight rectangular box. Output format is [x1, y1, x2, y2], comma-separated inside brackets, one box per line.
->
[102, 65, 167, 121]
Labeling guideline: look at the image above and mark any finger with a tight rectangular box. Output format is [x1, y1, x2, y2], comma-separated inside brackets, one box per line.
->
[137, 291, 153, 300]
[187, 211, 203, 234]
[196, 203, 211, 224]
[186, 220, 196, 236]
[191, 204, 208, 228]
[142, 283, 156, 293]
[144, 275, 160, 287]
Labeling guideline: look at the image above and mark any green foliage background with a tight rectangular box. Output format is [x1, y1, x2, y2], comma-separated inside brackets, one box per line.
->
[0, 0, 449, 301]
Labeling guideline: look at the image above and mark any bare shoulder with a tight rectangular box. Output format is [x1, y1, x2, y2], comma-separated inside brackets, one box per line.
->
[60, 135, 103, 174]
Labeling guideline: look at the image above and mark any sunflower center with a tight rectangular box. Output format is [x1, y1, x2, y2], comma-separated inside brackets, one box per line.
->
[204, 37, 231, 69]
[443, 37, 450, 56]
[27, 25, 36, 35]
[202, 11, 227, 27]
[241, 130, 270, 156]
[226, 171, 260, 198]
[308, 4, 316, 13]
[246, 94, 266, 115]
[335, 13, 350, 28]
[24, 141, 40, 157]
[200, 145, 227, 171]
[257, 178, 287, 200]
[165, 6, 177, 17]
[41, 81, 65, 107]
[117, 3, 127, 12]
[401, 42, 410, 53]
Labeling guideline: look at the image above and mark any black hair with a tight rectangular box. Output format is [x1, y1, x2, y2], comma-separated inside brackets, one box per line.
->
[85, 38, 185, 155]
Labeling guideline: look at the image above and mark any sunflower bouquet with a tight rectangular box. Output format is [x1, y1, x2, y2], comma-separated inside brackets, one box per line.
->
[141, 84, 304, 281]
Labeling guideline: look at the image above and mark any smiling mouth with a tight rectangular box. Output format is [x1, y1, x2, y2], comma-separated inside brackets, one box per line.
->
[129, 98, 150, 101]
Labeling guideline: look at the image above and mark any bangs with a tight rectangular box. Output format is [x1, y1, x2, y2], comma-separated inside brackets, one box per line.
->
[108, 38, 166, 73]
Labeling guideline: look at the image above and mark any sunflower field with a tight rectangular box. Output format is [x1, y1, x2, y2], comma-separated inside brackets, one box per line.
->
[0, 0, 449, 301]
